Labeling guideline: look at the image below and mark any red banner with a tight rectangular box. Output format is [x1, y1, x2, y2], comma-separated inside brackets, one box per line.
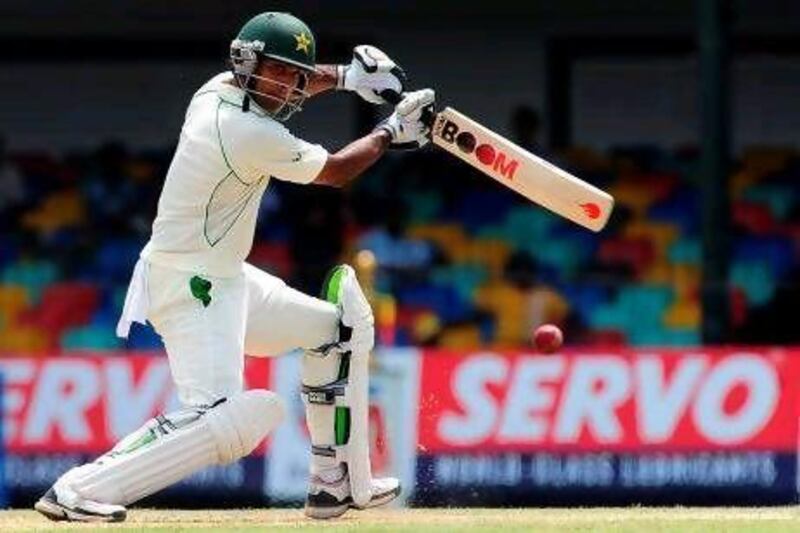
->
[0, 353, 270, 454]
[418, 348, 800, 453]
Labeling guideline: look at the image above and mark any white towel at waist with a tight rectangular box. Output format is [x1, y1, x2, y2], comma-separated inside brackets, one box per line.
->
[116, 258, 149, 339]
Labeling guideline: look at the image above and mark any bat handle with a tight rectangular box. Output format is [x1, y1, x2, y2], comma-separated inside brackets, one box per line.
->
[381, 90, 403, 105]
[381, 90, 436, 128]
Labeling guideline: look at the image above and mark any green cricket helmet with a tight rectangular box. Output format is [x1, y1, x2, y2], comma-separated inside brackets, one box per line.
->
[230, 12, 317, 121]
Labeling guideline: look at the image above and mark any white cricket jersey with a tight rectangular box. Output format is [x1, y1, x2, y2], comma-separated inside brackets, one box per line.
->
[141, 72, 328, 278]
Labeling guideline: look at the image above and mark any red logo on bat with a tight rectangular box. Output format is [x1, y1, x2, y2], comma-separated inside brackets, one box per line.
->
[441, 120, 519, 180]
[580, 202, 601, 219]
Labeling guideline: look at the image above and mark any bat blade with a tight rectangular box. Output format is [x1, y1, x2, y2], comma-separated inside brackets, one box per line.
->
[431, 107, 614, 232]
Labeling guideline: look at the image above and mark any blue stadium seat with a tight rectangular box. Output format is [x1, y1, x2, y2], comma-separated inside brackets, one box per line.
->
[648, 188, 699, 234]
[91, 238, 141, 283]
[668, 239, 701, 264]
[397, 283, 470, 323]
[559, 283, 611, 324]
[734, 236, 793, 278]
[1, 259, 59, 305]
[743, 184, 796, 220]
[61, 324, 122, 350]
[730, 261, 776, 307]
[430, 264, 488, 304]
[451, 190, 515, 233]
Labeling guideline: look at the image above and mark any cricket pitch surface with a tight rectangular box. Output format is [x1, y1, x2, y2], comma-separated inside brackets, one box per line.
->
[2, 507, 800, 532]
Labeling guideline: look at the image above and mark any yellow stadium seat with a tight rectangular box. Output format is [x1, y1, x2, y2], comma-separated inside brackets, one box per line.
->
[0, 284, 30, 326]
[663, 301, 701, 329]
[672, 264, 700, 300]
[476, 282, 525, 345]
[0, 325, 50, 352]
[730, 169, 760, 198]
[642, 262, 673, 284]
[625, 221, 679, 259]
[411, 311, 442, 345]
[557, 146, 612, 173]
[407, 224, 469, 260]
[128, 160, 157, 182]
[740, 146, 797, 176]
[22, 189, 86, 234]
[439, 324, 482, 349]
[459, 239, 511, 279]
[476, 281, 569, 347]
[610, 181, 655, 215]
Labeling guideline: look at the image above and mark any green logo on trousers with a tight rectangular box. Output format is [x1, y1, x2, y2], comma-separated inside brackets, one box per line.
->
[190, 276, 212, 307]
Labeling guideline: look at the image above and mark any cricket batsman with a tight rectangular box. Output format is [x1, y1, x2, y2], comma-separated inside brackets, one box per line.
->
[34, 12, 433, 522]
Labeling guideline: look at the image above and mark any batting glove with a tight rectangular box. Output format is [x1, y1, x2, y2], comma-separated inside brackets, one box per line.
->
[376, 89, 435, 150]
[338, 45, 407, 105]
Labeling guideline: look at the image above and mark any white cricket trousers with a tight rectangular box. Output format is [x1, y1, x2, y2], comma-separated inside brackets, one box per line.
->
[145, 261, 339, 407]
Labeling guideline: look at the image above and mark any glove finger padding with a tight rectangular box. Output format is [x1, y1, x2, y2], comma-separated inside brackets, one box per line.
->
[345, 45, 407, 105]
[377, 90, 435, 150]
[397, 89, 436, 120]
[356, 81, 404, 105]
[387, 125, 431, 151]
[353, 45, 395, 73]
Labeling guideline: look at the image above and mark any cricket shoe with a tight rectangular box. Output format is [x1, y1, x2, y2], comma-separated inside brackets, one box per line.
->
[34, 484, 127, 523]
[304, 468, 401, 519]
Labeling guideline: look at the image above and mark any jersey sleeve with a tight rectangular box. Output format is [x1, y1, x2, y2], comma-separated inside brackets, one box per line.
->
[268, 136, 328, 184]
[223, 113, 328, 185]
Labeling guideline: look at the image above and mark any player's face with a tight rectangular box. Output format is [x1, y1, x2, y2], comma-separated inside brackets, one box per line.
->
[253, 59, 308, 111]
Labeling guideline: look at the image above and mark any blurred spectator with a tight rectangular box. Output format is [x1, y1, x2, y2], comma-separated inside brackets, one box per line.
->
[510, 105, 543, 154]
[476, 251, 571, 348]
[283, 183, 346, 293]
[357, 199, 434, 273]
[1, 137, 797, 351]
[82, 142, 138, 239]
[0, 135, 26, 231]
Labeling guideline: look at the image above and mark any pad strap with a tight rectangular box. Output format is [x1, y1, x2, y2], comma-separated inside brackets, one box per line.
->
[301, 381, 346, 405]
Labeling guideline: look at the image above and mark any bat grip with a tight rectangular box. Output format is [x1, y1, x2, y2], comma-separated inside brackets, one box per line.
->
[382, 90, 436, 128]
[381, 90, 403, 105]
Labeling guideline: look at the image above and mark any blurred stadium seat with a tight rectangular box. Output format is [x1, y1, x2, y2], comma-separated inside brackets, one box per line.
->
[0, 142, 797, 350]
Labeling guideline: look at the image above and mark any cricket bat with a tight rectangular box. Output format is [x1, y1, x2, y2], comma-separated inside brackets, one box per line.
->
[386, 89, 615, 232]
[429, 107, 614, 232]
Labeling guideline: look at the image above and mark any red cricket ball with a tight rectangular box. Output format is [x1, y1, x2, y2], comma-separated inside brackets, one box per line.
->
[533, 324, 563, 354]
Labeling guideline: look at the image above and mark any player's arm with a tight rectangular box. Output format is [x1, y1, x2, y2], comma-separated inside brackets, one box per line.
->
[305, 65, 339, 96]
[312, 130, 391, 187]
[313, 89, 435, 188]
[307, 46, 406, 103]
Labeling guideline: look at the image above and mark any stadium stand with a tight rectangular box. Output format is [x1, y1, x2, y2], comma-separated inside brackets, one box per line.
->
[0, 140, 797, 352]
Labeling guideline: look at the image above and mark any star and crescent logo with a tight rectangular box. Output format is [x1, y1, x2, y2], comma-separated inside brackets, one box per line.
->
[294, 32, 311, 55]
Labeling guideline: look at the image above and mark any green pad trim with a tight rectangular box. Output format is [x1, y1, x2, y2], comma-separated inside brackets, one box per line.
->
[338, 353, 351, 381]
[335, 406, 350, 446]
[321, 265, 346, 304]
[322, 265, 351, 446]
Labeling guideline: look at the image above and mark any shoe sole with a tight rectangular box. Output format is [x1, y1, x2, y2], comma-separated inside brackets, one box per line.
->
[34, 497, 126, 523]
[305, 483, 402, 519]
[304, 500, 351, 520]
[353, 482, 402, 511]
[34, 498, 68, 522]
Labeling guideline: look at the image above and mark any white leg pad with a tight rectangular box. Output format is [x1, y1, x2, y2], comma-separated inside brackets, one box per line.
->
[344, 345, 371, 507]
[58, 390, 284, 506]
[302, 265, 374, 508]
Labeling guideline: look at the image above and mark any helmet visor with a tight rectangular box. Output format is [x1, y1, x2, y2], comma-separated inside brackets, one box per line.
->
[230, 41, 310, 121]
[235, 71, 309, 121]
